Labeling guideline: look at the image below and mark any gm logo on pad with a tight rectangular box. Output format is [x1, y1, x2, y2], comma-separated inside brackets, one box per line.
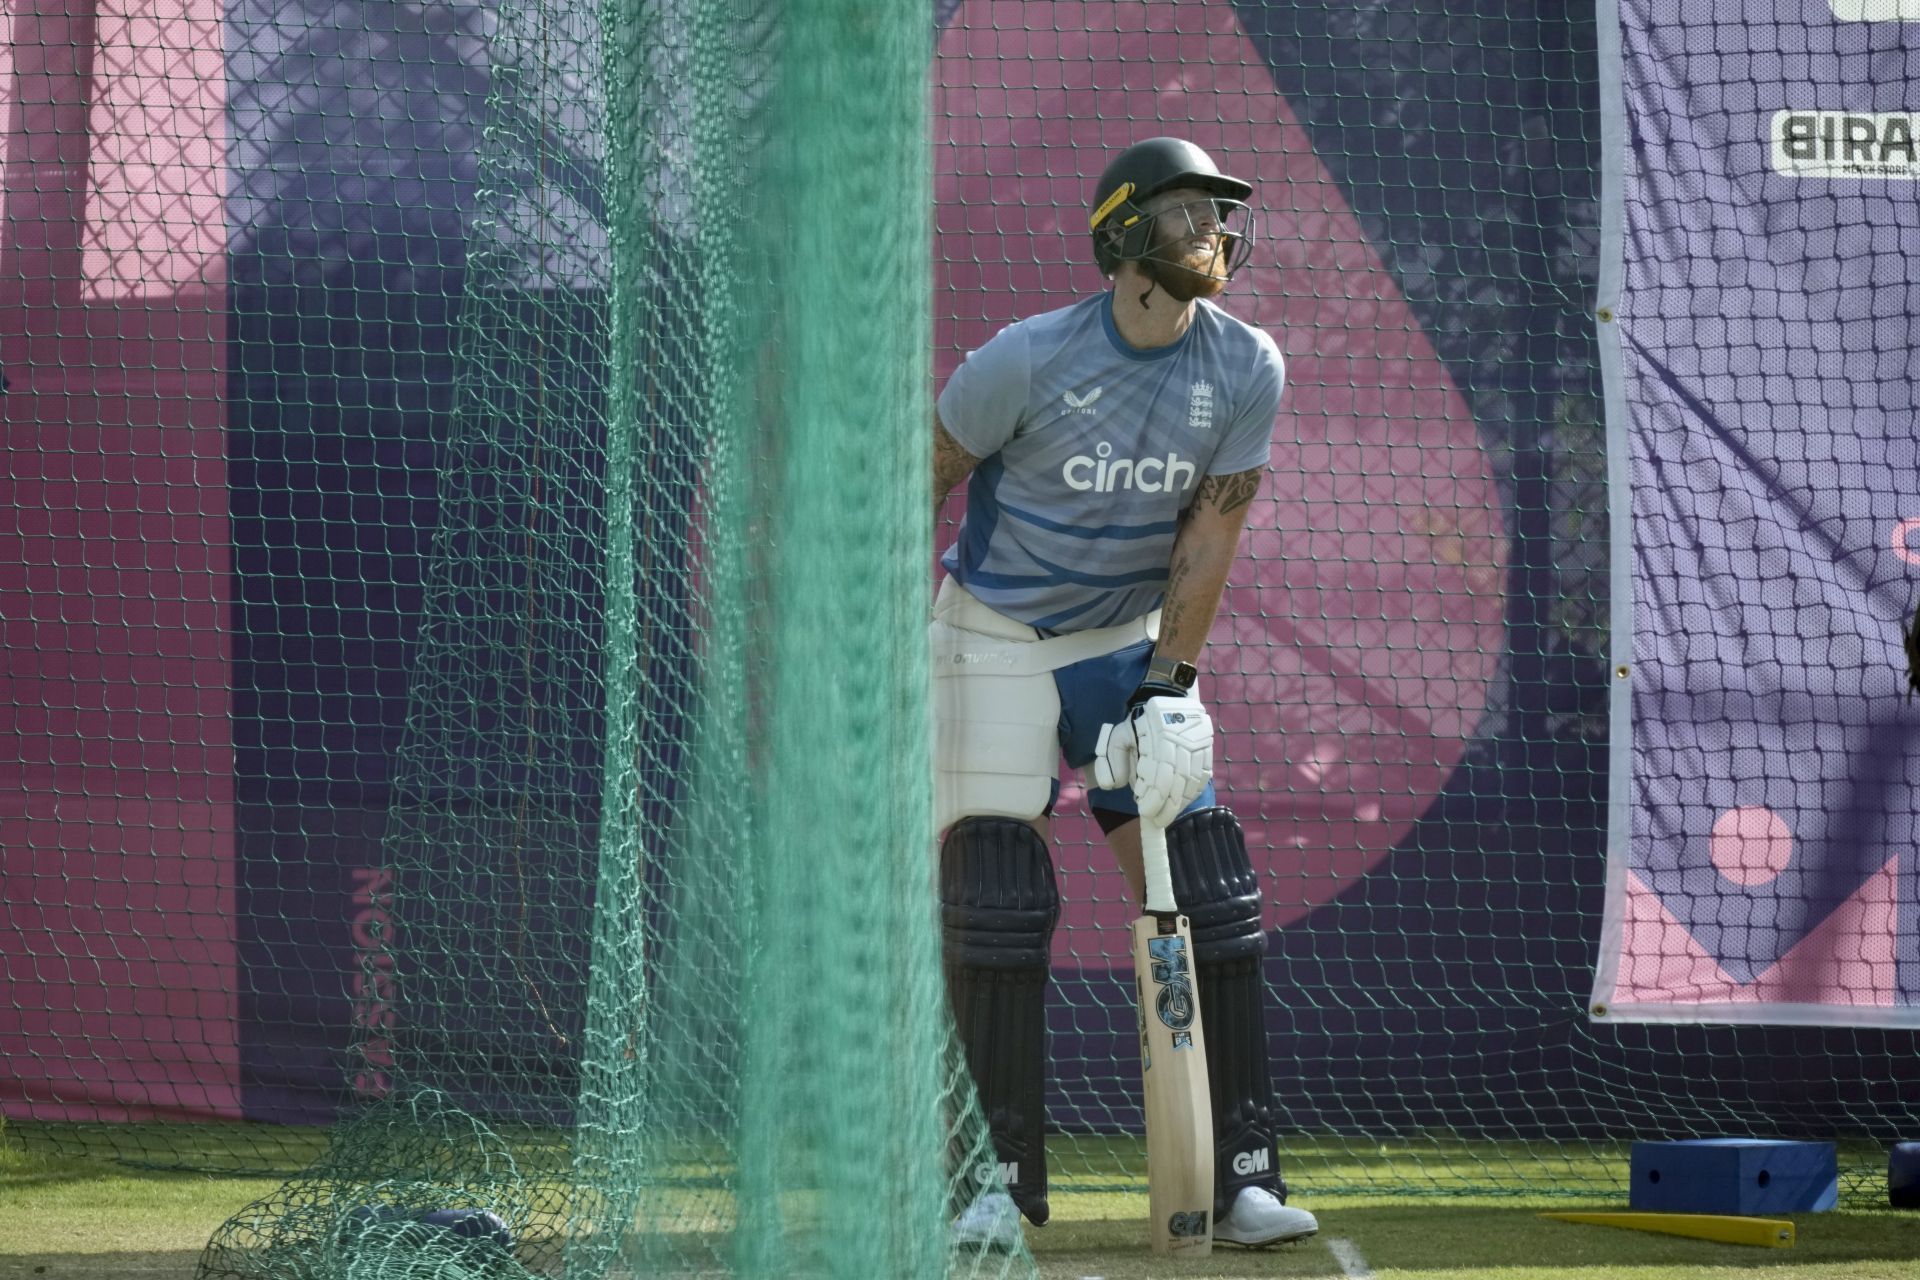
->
[974, 1160, 1018, 1185]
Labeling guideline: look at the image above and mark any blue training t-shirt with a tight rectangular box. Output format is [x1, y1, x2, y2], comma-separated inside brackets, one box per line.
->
[937, 292, 1283, 632]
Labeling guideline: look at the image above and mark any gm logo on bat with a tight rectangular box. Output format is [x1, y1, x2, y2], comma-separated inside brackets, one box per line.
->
[1168, 1211, 1209, 1238]
[1147, 934, 1197, 1046]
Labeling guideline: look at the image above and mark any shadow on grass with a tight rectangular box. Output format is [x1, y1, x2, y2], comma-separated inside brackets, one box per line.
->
[0, 1165, 102, 1193]
[2, 1124, 332, 1180]
[1028, 1218, 1339, 1277]
[0, 1252, 201, 1279]
[1029, 1205, 1920, 1278]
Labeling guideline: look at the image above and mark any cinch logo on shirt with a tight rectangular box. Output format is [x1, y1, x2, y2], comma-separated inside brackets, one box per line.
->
[1062, 442, 1197, 494]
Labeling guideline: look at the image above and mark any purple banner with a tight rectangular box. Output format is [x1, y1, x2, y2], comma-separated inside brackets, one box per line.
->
[1595, 1, 1920, 1025]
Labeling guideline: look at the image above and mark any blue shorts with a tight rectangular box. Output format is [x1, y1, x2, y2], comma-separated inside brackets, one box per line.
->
[1051, 638, 1218, 819]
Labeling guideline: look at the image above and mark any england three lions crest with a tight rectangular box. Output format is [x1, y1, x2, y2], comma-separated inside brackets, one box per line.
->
[1187, 380, 1215, 431]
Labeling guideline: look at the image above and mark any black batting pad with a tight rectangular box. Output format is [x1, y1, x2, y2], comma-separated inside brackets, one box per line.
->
[940, 817, 1059, 1226]
[1167, 807, 1287, 1216]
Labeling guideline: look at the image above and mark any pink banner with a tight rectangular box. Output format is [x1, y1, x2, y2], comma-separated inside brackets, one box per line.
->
[1, 0, 238, 1120]
[935, 0, 1505, 963]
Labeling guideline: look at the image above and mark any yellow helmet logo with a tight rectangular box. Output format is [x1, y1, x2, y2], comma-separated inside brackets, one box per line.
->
[1089, 182, 1136, 230]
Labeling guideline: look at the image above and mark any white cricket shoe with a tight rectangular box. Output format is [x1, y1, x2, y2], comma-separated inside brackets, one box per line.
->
[1214, 1186, 1318, 1246]
[950, 1189, 1023, 1251]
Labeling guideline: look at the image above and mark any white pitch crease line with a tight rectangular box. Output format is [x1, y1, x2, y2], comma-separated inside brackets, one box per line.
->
[1328, 1237, 1375, 1279]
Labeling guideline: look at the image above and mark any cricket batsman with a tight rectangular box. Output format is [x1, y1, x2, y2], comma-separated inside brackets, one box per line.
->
[933, 138, 1318, 1249]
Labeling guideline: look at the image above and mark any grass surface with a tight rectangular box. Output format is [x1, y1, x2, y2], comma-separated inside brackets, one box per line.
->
[3, 1127, 1918, 1279]
[1024, 1202, 1920, 1279]
[0, 1154, 279, 1261]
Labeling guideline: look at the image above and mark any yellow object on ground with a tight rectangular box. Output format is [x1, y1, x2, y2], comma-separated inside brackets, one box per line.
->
[1541, 1211, 1795, 1248]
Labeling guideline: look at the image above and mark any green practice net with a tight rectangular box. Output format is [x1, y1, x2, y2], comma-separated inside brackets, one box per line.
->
[193, 0, 1035, 1275]
[7, 2, 1920, 1273]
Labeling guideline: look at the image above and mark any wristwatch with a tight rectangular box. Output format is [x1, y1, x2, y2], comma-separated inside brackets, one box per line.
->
[1145, 653, 1198, 692]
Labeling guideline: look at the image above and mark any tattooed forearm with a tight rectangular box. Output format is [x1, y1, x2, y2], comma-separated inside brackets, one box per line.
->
[1192, 467, 1262, 517]
[1158, 469, 1260, 661]
[934, 419, 981, 507]
[1159, 543, 1198, 652]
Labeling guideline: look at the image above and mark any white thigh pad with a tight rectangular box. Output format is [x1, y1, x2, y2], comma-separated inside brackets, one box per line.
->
[932, 615, 1062, 832]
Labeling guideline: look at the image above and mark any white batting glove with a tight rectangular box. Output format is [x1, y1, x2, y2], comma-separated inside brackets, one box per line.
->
[1128, 694, 1214, 829]
[1091, 720, 1137, 791]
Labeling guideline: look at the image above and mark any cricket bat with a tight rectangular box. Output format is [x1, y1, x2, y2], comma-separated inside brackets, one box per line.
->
[1131, 815, 1214, 1256]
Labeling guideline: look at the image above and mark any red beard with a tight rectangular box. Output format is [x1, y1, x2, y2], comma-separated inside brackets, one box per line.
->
[1140, 236, 1231, 303]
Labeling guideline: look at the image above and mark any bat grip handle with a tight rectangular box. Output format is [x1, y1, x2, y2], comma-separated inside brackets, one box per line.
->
[1140, 816, 1177, 915]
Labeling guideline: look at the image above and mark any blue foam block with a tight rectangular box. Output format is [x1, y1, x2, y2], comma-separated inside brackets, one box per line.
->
[1891, 1141, 1920, 1209]
[1630, 1139, 1837, 1215]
